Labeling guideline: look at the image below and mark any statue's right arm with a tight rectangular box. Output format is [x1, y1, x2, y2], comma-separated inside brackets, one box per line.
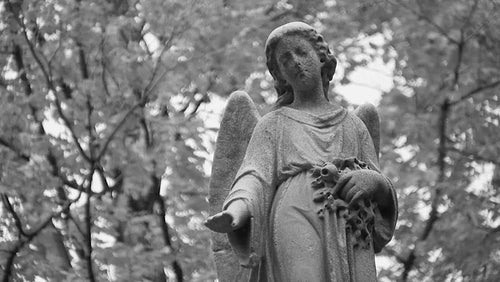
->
[206, 114, 278, 233]
[205, 175, 259, 233]
[205, 198, 250, 233]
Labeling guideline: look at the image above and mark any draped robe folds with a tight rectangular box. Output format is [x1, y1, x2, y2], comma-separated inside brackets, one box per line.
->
[223, 107, 397, 282]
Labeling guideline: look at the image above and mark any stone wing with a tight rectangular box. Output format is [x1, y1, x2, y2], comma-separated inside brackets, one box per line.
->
[354, 103, 381, 160]
[208, 91, 261, 281]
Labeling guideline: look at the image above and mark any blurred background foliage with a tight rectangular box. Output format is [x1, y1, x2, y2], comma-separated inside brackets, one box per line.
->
[0, 0, 499, 281]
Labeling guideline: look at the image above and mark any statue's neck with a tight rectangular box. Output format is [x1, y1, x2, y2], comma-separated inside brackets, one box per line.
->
[289, 80, 336, 114]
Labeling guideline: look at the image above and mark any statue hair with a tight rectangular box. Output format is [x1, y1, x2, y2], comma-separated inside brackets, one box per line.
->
[265, 22, 337, 109]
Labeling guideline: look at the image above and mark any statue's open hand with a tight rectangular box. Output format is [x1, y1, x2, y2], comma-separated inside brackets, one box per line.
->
[335, 169, 389, 207]
[204, 199, 250, 233]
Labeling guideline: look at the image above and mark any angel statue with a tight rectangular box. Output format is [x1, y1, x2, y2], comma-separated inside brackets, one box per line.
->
[205, 22, 397, 282]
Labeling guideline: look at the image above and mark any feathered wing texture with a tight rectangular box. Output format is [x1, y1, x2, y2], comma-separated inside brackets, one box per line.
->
[208, 91, 261, 282]
[354, 103, 381, 160]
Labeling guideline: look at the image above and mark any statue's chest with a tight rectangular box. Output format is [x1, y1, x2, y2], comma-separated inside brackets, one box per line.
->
[279, 121, 359, 162]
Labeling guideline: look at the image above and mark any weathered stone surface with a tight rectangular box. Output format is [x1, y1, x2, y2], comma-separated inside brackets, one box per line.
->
[206, 22, 398, 281]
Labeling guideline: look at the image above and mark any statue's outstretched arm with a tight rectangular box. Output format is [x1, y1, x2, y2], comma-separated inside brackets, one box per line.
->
[206, 91, 261, 280]
[208, 91, 261, 226]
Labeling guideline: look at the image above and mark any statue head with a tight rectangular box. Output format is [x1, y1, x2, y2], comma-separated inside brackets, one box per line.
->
[265, 22, 337, 108]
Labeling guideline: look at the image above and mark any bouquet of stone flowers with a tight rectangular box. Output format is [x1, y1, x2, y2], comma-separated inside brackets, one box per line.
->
[311, 157, 378, 280]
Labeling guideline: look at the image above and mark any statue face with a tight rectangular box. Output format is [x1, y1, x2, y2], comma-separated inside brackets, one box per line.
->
[274, 35, 322, 90]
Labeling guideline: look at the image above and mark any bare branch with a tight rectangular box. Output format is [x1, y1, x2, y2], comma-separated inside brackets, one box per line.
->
[86, 94, 96, 160]
[5, 1, 52, 87]
[188, 93, 210, 118]
[85, 167, 96, 282]
[153, 175, 183, 281]
[384, 0, 459, 45]
[77, 41, 89, 79]
[52, 90, 92, 162]
[96, 99, 144, 161]
[448, 146, 500, 166]
[0, 137, 30, 162]
[462, 0, 480, 31]
[68, 213, 87, 240]
[451, 31, 465, 88]
[142, 29, 177, 98]
[140, 117, 152, 148]
[401, 99, 450, 281]
[6, 1, 91, 163]
[449, 80, 500, 106]
[1, 194, 29, 237]
[46, 150, 81, 191]
[11, 43, 33, 96]
[93, 164, 117, 198]
[1, 186, 84, 282]
[100, 38, 111, 97]
[1, 169, 91, 239]
[2, 241, 22, 282]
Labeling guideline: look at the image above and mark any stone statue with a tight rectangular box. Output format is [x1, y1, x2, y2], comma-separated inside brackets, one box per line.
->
[205, 22, 398, 282]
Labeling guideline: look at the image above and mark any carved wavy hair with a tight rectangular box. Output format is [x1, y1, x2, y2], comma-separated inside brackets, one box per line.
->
[265, 23, 337, 108]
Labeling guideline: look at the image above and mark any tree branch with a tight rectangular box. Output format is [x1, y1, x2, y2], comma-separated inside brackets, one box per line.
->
[46, 150, 81, 190]
[154, 176, 183, 282]
[2, 242, 22, 282]
[384, 0, 460, 44]
[449, 80, 500, 106]
[96, 99, 144, 161]
[100, 38, 111, 97]
[401, 99, 450, 281]
[188, 93, 210, 118]
[7, 1, 92, 163]
[1, 195, 29, 238]
[11, 43, 33, 96]
[85, 166, 96, 282]
[77, 41, 89, 79]
[0, 136, 30, 162]
[451, 31, 465, 89]
[68, 212, 87, 240]
[6, 1, 52, 87]
[0, 169, 90, 281]
[447, 146, 500, 166]
[10, 43, 44, 134]
[462, 0, 480, 31]
[86, 95, 95, 158]
[52, 90, 92, 162]
[142, 29, 177, 98]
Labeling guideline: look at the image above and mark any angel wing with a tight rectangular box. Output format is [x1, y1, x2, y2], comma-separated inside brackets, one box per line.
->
[208, 91, 261, 282]
[353, 103, 380, 160]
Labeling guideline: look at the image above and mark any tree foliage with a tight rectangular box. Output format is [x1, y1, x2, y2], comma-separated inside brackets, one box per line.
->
[0, 0, 499, 281]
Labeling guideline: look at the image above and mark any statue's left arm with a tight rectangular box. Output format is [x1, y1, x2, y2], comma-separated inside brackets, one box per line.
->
[356, 110, 398, 253]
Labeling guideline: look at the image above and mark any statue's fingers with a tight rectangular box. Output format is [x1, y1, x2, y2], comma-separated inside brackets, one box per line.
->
[335, 174, 352, 191]
[204, 212, 233, 233]
[348, 190, 365, 208]
[339, 180, 355, 200]
[344, 185, 357, 202]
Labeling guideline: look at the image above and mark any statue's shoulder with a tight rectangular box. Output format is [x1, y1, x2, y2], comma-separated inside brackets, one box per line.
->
[254, 109, 280, 130]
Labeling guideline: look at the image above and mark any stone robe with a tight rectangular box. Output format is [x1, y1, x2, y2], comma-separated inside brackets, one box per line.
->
[223, 107, 397, 282]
